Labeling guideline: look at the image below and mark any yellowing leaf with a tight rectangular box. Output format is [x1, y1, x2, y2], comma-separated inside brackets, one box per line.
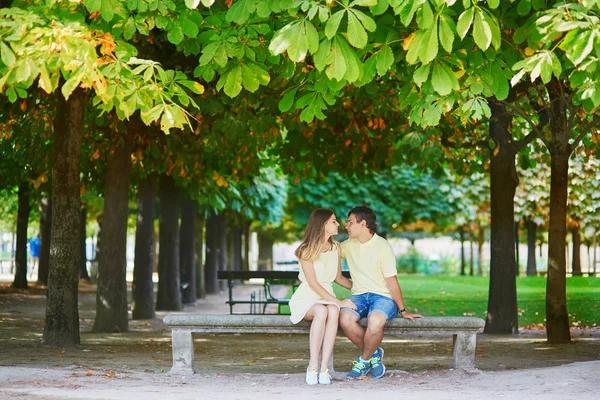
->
[403, 33, 415, 51]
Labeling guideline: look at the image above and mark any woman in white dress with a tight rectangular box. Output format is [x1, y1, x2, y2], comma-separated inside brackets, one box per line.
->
[289, 208, 355, 385]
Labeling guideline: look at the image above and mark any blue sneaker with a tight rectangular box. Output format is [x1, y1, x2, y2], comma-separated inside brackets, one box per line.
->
[370, 347, 385, 379]
[346, 358, 371, 379]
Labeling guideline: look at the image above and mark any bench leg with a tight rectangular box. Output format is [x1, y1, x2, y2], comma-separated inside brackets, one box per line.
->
[170, 330, 195, 375]
[452, 332, 477, 370]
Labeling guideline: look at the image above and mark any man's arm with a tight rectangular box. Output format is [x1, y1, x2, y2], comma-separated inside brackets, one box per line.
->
[385, 276, 423, 321]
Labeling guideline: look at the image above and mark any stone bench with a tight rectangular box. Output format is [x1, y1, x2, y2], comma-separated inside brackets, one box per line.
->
[163, 314, 485, 375]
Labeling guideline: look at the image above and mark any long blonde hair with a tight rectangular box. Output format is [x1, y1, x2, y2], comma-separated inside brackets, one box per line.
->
[295, 208, 335, 261]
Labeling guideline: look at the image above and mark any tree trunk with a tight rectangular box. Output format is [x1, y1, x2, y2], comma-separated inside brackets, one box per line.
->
[232, 223, 243, 272]
[12, 183, 30, 289]
[469, 228, 474, 276]
[571, 226, 582, 276]
[180, 197, 197, 304]
[459, 226, 466, 276]
[242, 221, 250, 271]
[195, 214, 205, 299]
[93, 126, 135, 333]
[257, 232, 274, 271]
[156, 175, 182, 311]
[515, 220, 520, 276]
[484, 101, 519, 334]
[38, 197, 51, 286]
[593, 231, 597, 276]
[43, 88, 85, 347]
[545, 77, 571, 344]
[132, 173, 156, 320]
[477, 225, 485, 276]
[218, 213, 229, 291]
[79, 205, 90, 281]
[205, 213, 219, 294]
[526, 219, 537, 276]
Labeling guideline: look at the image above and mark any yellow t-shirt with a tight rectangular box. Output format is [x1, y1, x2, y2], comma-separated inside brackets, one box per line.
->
[340, 234, 397, 297]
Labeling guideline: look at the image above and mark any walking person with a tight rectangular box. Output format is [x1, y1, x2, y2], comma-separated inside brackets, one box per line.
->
[28, 234, 40, 279]
[289, 208, 356, 385]
[339, 206, 423, 380]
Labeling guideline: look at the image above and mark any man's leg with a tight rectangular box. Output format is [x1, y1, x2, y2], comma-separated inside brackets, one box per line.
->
[363, 295, 398, 379]
[339, 310, 364, 350]
[361, 312, 386, 360]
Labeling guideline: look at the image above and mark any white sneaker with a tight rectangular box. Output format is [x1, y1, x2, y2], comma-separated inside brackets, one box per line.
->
[319, 370, 331, 385]
[306, 368, 318, 385]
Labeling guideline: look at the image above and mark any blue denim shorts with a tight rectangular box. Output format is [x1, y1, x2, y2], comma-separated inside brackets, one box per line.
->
[341, 292, 398, 321]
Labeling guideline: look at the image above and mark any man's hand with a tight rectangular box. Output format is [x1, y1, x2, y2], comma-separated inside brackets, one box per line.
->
[400, 312, 423, 321]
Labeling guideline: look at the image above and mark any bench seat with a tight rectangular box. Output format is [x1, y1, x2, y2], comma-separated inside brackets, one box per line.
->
[163, 314, 485, 375]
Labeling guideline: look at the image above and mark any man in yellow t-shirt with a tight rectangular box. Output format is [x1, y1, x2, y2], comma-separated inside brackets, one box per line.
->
[340, 206, 423, 380]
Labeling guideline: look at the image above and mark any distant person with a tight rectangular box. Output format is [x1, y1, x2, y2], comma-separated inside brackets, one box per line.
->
[29, 234, 40, 279]
[288, 208, 355, 385]
[339, 206, 423, 380]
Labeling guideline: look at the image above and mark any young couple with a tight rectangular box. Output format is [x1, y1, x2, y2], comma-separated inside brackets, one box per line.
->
[288, 206, 423, 385]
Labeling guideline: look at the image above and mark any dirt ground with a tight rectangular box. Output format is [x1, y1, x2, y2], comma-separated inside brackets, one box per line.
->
[0, 281, 599, 399]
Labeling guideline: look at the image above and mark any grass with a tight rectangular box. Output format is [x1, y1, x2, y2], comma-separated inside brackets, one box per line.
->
[280, 276, 600, 328]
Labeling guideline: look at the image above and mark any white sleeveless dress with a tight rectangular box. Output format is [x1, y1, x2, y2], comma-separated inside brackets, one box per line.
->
[288, 246, 339, 324]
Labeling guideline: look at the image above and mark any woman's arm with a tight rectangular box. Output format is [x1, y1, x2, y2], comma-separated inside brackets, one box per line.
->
[333, 244, 353, 289]
[300, 258, 356, 309]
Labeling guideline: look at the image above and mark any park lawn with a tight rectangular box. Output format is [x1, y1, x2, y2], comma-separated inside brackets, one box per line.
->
[280, 276, 600, 328]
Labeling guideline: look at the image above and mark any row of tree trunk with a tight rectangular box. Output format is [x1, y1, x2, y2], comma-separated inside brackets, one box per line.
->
[457, 221, 597, 278]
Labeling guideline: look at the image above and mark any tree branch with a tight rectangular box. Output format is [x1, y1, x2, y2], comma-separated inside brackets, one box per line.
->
[500, 100, 551, 149]
[570, 114, 600, 154]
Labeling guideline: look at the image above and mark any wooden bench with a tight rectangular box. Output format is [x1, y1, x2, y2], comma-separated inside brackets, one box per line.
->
[163, 314, 485, 375]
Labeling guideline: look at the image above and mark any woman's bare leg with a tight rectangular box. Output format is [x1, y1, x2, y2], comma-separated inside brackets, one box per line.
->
[304, 304, 328, 370]
[319, 305, 339, 372]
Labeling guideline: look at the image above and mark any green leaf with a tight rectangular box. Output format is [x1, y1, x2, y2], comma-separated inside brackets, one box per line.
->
[347, 11, 368, 48]
[61, 72, 83, 100]
[84, 0, 101, 12]
[325, 10, 346, 39]
[569, 31, 595, 66]
[305, 21, 319, 55]
[100, 0, 115, 22]
[279, 87, 298, 112]
[351, 0, 378, 5]
[38, 64, 53, 93]
[226, 0, 256, 24]
[326, 37, 347, 81]
[376, 46, 394, 76]
[336, 36, 362, 82]
[419, 1, 434, 30]
[167, 26, 184, 45]
[223, 66, 243, 97]
[517, 0, 531, 16]
[419, 22, 439, 64]
[242, 63, 260, 92]
[456, 7, 474, 40]
[0, 42, 16, 67]
[180, 17, 199, 38]
[141, 104, 164, 125]
[314, 39, 331, 71]
[438, 15, 455, 53]
[481, 10, 501, 50]
[352, 10, 377, 32]
[472, 10, 492, 50]
[406, 31, 424, 65]
[371, 0, 389, 15]
[539, 55, 552, 84]
[431, 62, 452, 95]
[413, 63, 430, 87]
[487, 0, 500, 8]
